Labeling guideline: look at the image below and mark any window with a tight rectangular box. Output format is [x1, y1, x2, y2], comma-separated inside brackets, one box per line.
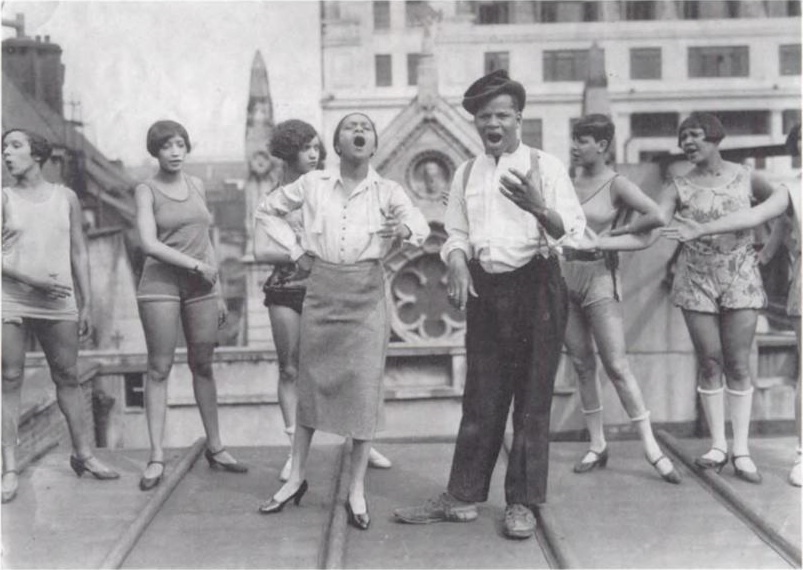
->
[373, 1, 390, 30]
[540, 1, 598, 22]
[700, 110, 770, 135]
[407, 53, 421, 86]
[688, 46, 749, 77]
[725, 0, 740, 18]
[790, 0, 801, 17]
[631, 113, 680, 137]
[624, 1, 656, 20]
[681, 0, 700, 19]
[780, 44, 801, 76]
[783, 109, 801, 135]
[630, 48, 662, 79]
[405, 0, 426, 26]
[124, 373, 145, 409]
[522, 119, 542, 149]
[484, 51, 510, 74]
[476, 1, 510, 24]
[375, 54, 392, 87]
[543, 49, 589, 82]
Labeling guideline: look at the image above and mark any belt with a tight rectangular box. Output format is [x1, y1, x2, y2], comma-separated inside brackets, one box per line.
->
[562, 249, 605, 262]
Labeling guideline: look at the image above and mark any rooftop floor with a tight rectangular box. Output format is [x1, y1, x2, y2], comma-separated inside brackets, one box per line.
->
[1, 435, 800, 569]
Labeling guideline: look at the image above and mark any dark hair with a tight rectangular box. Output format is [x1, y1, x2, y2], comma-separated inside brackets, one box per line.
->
[785, 123, 801, 158]
[332, 113, 378, 156]
[2, 129, 53, 165]
[146, 120, 191, 157]
[572, 114, 615, 150]
[677, 112, 725, 147]
[269, 119, 326, 166]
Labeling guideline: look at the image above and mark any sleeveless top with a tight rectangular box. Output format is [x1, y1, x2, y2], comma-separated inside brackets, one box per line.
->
[673, 164, 754, 256]
[2, 184, 78, 320]
[142, 175, 215, 268]
[580, 174, 619, 235]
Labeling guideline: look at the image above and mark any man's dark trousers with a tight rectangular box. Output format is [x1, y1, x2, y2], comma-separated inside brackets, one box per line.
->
[447, 255, 568, 507]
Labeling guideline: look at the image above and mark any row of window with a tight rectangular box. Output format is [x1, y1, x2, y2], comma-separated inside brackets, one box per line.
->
[374, 44, 801, 87]
[370, 0, 800, 28]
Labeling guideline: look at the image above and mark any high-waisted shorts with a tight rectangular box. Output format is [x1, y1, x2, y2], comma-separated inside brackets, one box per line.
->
[561, 257, 620, 308]
[137, 259, 216, 304]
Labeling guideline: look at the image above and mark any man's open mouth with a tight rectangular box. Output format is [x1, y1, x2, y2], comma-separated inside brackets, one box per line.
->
[486, 133, 503, 143]
[354, 135, 366, 148]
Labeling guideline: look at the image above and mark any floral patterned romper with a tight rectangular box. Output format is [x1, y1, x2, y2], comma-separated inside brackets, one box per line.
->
[670, 165, 766, 313]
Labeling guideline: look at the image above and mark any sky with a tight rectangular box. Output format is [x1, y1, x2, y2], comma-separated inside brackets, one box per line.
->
[2, 0, 323, 165]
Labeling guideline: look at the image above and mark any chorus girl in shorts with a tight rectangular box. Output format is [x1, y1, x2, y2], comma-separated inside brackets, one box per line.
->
[2, 129, 119, 504]
[564, 115, 680, 484]
[660, 113, 789, 484]
[135, 120, 247, 491]
[255, 120, 392, 482]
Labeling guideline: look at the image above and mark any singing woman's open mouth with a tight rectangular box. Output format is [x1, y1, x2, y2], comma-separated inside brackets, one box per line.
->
[354, 135, 366, 148]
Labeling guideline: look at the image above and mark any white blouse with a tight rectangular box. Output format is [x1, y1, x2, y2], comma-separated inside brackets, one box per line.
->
[441, 142, 586, 273]
[255, 167, 430, 264]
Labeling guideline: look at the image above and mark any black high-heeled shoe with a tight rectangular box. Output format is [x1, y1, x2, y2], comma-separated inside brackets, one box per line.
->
[70, 455, 120, 480]
[694, 448, 728, 472]
[647, 454, 682, 484]
[345, 498, 370, 530]
[732, 455, 762, 484]
[258, 480, 309, 514]
[205, 448, 248, 473]
[573, 447, 608, 474]
[139, 461, 164, 491]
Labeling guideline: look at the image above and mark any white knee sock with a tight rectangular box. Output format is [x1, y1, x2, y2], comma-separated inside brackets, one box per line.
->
[582, 406, 606, 451]
[630, 410, 661, 458]
[726, 386, 754, 457]
[698, 386, 727, 453]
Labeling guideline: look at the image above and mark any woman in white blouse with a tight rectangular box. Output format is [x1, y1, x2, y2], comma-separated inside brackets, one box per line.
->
[255, 113, 429, 530]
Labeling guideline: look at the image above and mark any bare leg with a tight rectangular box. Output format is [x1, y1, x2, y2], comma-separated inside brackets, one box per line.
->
[564, 301, 606, 457]
[349, 438, 371, 514]
[791, 319, 801, 486]
[271, 424, 314, 501]
[682, 310, 727, 462]
[2, 321, 27, 496]
[182, 296, 239, 464]
[585, 300, 663, 462]
[138, 300, 181, 478]
[269, 304, 301, 479]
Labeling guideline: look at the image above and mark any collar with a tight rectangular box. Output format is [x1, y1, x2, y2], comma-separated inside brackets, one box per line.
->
[332, 165, 380, 197]
[483, 140, 527, 162]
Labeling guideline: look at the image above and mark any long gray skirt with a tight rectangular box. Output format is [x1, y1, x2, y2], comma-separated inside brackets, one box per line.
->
[296, 258, 389, 439]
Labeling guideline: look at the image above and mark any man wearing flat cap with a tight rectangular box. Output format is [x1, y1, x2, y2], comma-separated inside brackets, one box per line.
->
[395, 69, 585, 539]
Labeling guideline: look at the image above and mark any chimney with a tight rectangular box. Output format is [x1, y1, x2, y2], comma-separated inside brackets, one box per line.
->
[2, 34, 65, 116]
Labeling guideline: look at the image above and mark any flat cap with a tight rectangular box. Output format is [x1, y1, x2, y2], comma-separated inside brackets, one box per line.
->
[461, 69, 526, 116]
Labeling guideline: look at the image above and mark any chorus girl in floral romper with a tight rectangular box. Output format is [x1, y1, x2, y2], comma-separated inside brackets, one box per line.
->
[660, 113, 789, 484]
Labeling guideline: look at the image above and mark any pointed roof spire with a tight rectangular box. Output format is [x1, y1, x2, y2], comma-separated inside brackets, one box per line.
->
[246, 49, 275, 160]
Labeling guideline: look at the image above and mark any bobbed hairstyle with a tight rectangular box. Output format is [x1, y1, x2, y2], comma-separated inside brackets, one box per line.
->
[2, 129, 53, 165]
[572, 114, 615, 150]
[269, 119, 326, 167]
[785, 123, 801, 158]
[146, 120, 191, 157]
[677, 112, 725, 147]
[332, 113, 378, 156]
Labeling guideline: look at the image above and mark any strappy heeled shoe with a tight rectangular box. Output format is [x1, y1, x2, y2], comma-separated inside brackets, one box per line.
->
[732, 455, 762, 484]
[70, 455, 120, 480]
[258, 480, 309, 514]
[139, 460, 164, 491]
[345, 498, 370, 530]
[647, 454, 682, 484]
[205, 448, 248, 473]
[2, 470, 19, 504]
[573, 447, 608, 473]
[694, 448, 728, 472]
